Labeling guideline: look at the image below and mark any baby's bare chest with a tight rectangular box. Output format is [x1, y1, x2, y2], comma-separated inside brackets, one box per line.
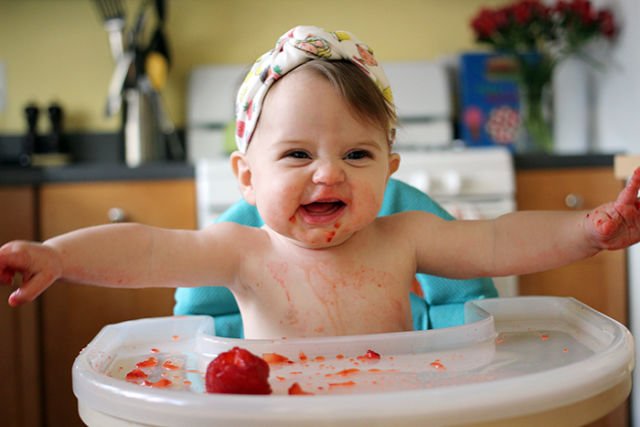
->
[237, 257, 415, 336]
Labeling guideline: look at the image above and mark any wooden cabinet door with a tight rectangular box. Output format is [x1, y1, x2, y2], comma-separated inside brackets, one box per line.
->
[38, 179, 196, 427]
[516, 167, 628, 427]
[0, 186, 41, 427]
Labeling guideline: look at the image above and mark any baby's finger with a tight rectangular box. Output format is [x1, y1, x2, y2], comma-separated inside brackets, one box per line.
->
[8, 271, 53, 307]
[616, 167, 640, 206]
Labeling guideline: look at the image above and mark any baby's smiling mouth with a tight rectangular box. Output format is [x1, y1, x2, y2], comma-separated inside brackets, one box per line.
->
[299, 199, 346, 224]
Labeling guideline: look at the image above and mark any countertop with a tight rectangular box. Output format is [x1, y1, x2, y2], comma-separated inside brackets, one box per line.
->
[0, 153, 617, 186]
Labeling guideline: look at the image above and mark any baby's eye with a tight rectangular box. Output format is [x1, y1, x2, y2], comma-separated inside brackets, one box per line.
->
[284, 150, 311, 159]
[345, 150, 372, 161]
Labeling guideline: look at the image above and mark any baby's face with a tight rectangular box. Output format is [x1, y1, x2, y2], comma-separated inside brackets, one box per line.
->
[239, 69, 399, 248]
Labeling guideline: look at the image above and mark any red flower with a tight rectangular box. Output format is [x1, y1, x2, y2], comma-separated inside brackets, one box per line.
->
[470, 0, 618, 56]
[471, 9, 498, 39]
[512, 2, 533, 24]
[598, 9, 616, 38]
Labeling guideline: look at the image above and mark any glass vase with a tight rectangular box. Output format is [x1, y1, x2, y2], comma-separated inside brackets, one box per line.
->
[515, 54, 555, 153]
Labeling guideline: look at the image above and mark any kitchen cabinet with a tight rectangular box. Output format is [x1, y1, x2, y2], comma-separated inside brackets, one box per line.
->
[0, 186, 41, 427]
[38, 179, 196, 427]
[516, 166, 628, 427]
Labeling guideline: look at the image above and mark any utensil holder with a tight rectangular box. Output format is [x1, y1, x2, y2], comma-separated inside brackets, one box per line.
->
[123, 88, 162, 167]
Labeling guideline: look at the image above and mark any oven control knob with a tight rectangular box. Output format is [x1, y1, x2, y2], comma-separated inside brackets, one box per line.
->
[441, 171, 462, 195]
[408, 172, 431, 193]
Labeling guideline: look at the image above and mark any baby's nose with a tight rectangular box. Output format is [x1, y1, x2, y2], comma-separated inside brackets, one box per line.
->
[312, 159, 346, 185]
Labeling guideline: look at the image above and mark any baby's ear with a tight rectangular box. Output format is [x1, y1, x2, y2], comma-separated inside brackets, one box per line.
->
[230, 152, 257, 205]
[388, 152, 401, 177]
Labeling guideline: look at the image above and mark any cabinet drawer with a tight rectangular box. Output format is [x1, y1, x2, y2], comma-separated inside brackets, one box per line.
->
[40, 179, 196, 234]
[515, 168, 622, 211]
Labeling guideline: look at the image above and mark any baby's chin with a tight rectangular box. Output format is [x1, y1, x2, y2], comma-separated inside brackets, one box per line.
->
[278, 228, 353, 250]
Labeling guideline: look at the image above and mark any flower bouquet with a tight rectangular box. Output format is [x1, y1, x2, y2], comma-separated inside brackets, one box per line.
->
[471, 0, 617, 152]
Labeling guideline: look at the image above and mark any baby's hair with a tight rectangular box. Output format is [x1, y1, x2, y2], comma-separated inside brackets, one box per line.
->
[290, 60, 397, 145]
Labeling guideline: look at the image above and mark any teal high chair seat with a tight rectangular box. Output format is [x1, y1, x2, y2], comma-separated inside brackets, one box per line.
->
[174, 178, 497, 337]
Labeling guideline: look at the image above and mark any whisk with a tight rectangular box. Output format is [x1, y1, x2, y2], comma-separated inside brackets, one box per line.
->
[94, 0, 126, 60]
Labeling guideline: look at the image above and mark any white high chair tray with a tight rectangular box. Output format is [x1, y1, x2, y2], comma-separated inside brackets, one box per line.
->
[73, 297, 633, 427]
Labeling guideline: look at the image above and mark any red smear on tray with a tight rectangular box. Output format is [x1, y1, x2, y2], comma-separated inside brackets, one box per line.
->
[430, 359, 446, 371]
[150, 348, 160, 353]
[298, 352, 308, 362]
[329, 381, 356, 388]
[144, 378, 172, 388]
[326, 368, 360, 378]
[162, 360, 180, 370]
[288, 382, 314, 395]
[125, 368, 148, 382]
[357, 349, 381, 362]
[262, 352, 293, 365]
[136, 357, 158, 368]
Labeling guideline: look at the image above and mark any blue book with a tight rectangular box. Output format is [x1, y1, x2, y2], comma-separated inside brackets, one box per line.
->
[458, 53, 521, 150]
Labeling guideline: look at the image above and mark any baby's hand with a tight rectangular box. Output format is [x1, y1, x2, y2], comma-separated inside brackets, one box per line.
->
[585, 167, 640, 251]
[0, 241, 62, 306]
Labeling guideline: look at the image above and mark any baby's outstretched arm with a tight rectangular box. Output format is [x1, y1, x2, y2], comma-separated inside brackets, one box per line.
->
[1, 222, 245, 306]
[412, 168, 640, 278]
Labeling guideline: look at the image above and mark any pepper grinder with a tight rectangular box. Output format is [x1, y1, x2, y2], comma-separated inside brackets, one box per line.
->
[21, 103, 39, 167]
[48, 102, 63, 153]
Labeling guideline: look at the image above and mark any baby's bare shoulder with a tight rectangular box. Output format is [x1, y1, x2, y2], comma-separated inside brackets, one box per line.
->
[199, 222, 270, 252]
[375, 210, 444, 230]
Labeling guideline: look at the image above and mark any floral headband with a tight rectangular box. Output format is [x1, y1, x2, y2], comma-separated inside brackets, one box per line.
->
[234, 25, 394, 153]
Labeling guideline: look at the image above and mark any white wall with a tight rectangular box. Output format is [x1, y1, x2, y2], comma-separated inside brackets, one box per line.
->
[596, 0, 640, 153]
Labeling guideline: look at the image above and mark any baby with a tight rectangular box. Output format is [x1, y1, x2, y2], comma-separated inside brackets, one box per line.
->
[2, 26, 640, 339]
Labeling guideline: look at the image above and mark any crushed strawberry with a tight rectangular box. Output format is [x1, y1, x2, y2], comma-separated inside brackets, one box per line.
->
[357, 349, 381, 361]
[206, 347, 272, 395]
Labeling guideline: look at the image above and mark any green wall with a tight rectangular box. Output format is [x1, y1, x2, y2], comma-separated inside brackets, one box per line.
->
[0, 0, 508, 133]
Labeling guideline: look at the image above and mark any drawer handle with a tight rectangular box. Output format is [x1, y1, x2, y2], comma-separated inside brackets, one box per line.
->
[564, 193, 584, 210]
[108, 207, 127, 223]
